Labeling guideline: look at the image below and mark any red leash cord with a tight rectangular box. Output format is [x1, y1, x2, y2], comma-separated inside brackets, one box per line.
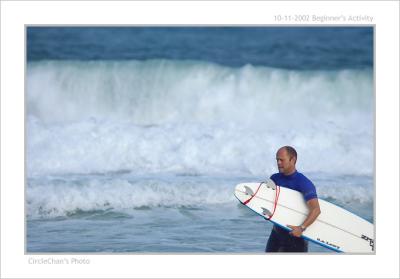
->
[243, 182, 263, 205]
[265, 184, 280, 220]
[242, 181, 280, 220]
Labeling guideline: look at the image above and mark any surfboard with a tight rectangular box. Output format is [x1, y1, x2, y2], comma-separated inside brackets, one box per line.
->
[234, 180, 374, 253]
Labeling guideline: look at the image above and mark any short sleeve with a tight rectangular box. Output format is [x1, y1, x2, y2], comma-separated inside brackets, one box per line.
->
[301, 179, 318, 202]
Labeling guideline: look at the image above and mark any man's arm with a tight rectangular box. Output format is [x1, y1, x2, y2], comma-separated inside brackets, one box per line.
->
[287, 198, 321, 237]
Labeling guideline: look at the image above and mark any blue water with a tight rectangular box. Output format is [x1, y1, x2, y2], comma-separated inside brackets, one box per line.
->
[27, 27, 373, 69]
[26, 27, 374, 253]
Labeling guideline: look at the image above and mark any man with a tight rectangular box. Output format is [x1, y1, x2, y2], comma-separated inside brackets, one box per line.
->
[265, 146, 321, 252]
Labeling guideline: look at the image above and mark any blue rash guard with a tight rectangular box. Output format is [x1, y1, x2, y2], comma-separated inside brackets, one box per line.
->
[270, 171, 318, 202]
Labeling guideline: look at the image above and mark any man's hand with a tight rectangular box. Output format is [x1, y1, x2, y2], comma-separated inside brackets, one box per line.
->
[287, 225, 304, 238]
[287, 198, 321, 238]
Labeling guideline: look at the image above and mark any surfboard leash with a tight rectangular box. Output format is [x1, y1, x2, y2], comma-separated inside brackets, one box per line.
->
[265, 184, 280, 220]
[242, 181, 280, 220]
[243, 181, 281, 220]
[243, 182, 264, 205]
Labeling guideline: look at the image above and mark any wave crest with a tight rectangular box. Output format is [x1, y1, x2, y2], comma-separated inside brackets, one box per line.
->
[27, 60, 374, 176]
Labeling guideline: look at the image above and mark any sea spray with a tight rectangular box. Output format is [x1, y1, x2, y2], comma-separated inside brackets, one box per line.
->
[27, 60, 374, 177]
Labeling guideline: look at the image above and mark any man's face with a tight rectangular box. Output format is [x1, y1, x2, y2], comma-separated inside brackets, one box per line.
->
[276, 148, 296, 175]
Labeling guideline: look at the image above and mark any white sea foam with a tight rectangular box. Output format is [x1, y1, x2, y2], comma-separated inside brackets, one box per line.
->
[26, 174, 373, 219]
[27, 60, 374, 176]
[26, 176, 234, 219]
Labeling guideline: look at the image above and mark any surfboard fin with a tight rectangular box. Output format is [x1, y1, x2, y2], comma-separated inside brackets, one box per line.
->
[264, 180, 276, 190]
[261, 207, 272, 216]
[244, 186, 254, 196]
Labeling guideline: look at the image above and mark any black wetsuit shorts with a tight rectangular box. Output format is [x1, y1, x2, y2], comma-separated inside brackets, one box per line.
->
[265, 225, 308, 252]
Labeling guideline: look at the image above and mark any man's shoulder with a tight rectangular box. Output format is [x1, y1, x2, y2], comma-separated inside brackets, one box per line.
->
[269, 173, 281, 185]
[296, 172, 315, 187]
[270, 173, 280, 179]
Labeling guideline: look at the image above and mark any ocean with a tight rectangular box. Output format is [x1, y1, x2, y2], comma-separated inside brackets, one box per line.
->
[26, 27, 374, 253]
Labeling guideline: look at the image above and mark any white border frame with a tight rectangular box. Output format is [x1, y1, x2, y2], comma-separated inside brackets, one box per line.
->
[1, 1, 399, 278]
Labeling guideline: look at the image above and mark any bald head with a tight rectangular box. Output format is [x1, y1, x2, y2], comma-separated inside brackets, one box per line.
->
[280, 146, 297, 163]
[276, 146, 297, 175]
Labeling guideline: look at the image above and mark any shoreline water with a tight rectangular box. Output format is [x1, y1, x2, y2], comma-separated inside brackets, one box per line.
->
[27, 172, 373, 253]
